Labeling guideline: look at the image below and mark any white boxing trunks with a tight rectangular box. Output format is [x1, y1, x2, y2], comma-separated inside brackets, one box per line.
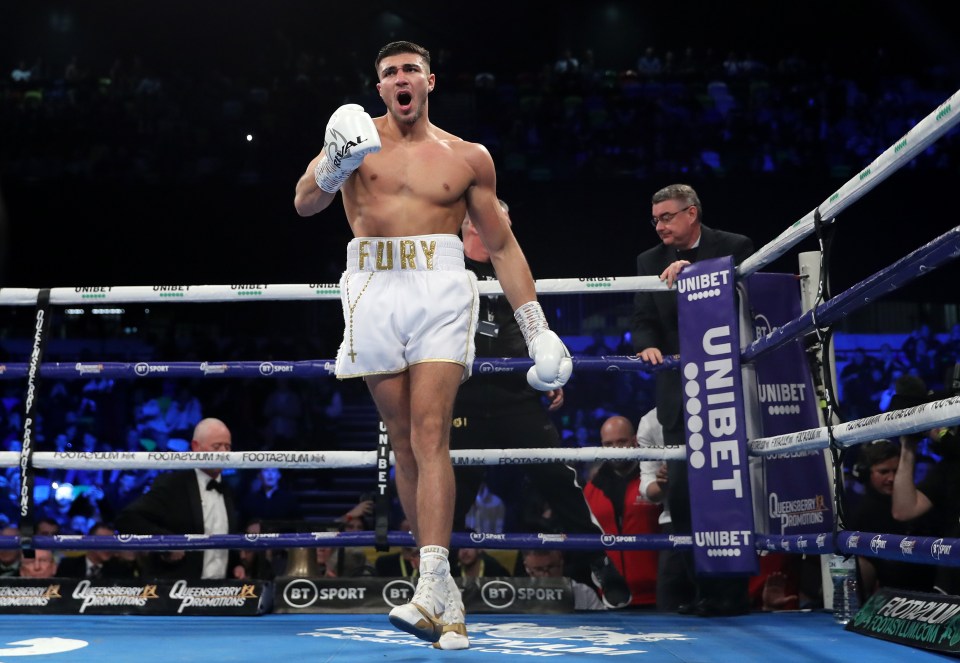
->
[335, 234, 479, 381]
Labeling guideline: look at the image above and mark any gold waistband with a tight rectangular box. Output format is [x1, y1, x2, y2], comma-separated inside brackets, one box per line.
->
[345, 234, 465, 272]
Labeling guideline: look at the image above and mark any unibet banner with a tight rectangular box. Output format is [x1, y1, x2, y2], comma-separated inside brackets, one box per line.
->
[677, 256, 757, 575]
[744, 273, 833, 535]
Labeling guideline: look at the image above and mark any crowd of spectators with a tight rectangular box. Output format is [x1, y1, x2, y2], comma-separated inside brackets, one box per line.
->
[1, 41, 956, 188]
[838, 323, 960, 422]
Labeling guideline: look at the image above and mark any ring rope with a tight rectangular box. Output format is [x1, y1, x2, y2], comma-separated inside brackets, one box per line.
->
[5, 396, 959, 471]
[0, 356, 680, 381]
[0, 276, 670, 307]
[0, 531, 686, 553]
[3, 529, 960, 570]
[742, 225, 960, 363]
[749, 395, 960, 456]
[0, 446, 686, 471]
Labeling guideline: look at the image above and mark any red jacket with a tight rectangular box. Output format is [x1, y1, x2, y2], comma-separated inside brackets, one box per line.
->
[584, 465, 661, 606]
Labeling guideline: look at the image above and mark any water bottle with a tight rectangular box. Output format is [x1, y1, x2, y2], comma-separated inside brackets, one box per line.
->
[829, 554, 860, 624]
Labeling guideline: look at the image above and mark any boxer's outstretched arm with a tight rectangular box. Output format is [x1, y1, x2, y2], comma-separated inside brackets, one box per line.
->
[464, 143, 571, 390]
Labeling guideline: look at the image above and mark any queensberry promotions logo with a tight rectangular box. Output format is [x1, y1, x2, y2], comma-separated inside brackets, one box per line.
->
[870, 535, 887, 554]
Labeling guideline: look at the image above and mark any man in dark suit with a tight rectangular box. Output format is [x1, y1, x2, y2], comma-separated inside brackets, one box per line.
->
[631, 183, 754, 616]
[116, 417, 241, 580]
[56, 521, 138, 579]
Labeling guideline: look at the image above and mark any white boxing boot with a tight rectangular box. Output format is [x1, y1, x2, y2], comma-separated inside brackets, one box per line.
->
[388, 546, 448, 643]
[433, 574, 469, 650]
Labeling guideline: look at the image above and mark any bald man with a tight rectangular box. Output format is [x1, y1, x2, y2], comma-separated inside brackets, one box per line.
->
[583, 416, 660, 606]
[117, 418, 241, 580]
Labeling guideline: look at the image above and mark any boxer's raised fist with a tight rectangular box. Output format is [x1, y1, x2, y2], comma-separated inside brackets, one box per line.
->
[314, 104, 381, 193]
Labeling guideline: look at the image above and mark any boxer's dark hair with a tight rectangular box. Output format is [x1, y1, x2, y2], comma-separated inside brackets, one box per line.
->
[375, 41, 431, 75]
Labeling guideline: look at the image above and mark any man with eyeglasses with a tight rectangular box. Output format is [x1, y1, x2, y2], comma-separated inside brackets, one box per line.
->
[630, 183, 754, 616]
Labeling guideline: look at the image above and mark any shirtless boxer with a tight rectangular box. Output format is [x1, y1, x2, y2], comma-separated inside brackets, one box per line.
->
[293, 41, 572, 650]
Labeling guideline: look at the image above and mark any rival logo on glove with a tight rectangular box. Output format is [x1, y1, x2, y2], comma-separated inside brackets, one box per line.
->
[327, 128, 371, 169]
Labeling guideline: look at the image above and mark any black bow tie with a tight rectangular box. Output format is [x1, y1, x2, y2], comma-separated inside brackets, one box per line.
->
[206, 479, 224, 494]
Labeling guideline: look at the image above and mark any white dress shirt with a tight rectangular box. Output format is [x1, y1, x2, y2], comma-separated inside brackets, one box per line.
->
[637, 408, 671, 526]
[194, 469, 229, 579]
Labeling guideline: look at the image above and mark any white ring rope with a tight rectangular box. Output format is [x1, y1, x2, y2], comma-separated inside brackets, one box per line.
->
[750, 395, 960, 456]
[7, 394, 960, 471]
[0, 277, 669, 306]
[0, 446, 685, 470]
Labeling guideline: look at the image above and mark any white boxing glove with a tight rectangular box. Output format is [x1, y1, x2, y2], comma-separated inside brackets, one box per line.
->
[314, 103, 382, 193]
[514, 301, 573, 391]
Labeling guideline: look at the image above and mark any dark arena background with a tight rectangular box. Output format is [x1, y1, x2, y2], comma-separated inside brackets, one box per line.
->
[2, 2, 960, 661]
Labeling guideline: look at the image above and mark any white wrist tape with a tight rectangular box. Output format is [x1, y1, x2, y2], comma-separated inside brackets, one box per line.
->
[514, 301, 550, 347]
[314, 155, 350, 193]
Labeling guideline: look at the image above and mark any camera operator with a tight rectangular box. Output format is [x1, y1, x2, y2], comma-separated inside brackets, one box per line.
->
[891, 370, 960, 594]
